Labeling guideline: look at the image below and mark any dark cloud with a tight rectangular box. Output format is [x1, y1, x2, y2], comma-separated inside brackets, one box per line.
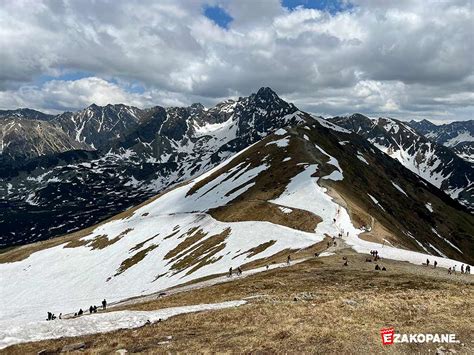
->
[0, 0, 472, 121]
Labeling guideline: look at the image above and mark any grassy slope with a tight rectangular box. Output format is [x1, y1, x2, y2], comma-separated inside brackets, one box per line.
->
[5, 249, 472, 354]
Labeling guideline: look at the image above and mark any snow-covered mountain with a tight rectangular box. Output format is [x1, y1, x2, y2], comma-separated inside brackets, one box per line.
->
[408, 119, 474, 162]
[329, 114, 473, 210]
[55, 104, 144, 149]
[0, 88, 302, 247]
[1, 115, 472, 326]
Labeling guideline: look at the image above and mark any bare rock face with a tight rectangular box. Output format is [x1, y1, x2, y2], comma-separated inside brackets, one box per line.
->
[0, 117, 91, 162]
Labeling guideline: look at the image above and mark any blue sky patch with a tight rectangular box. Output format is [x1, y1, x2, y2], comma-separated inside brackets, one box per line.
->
[35, 70, 93, 85]
[282, 0, 354, 14]
[203, 5, 233, 29]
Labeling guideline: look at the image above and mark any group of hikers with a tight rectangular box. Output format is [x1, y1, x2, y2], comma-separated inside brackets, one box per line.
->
[46, 312, 61, 321]
[47, 299, 107, 321]
[424, 258, 471, 275]
[447, 263, 471, 275]
[370, 250, 380, 261]
[228, 266, 243, 277]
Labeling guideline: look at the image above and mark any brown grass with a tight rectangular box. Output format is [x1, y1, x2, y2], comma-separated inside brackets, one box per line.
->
[171, 228, 231, 275]
[8, 251, 473, 354]
[164, 228, 207, 260]
[115, 244, 159, 276]
[211, 200, 321, 233]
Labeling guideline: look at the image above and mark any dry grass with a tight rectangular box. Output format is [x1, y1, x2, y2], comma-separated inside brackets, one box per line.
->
[114, 244, 159, 276]
[211, 200, 321, 233]
[7, 250, 473, 354]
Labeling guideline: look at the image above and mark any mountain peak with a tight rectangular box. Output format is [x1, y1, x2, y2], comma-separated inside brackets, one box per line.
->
[255, 87, 279, 100]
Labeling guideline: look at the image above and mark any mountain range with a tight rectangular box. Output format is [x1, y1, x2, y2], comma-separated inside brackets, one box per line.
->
[329, 114, 473, 210]
[408, 119, 473, 162]
[0, 89, 472, 249]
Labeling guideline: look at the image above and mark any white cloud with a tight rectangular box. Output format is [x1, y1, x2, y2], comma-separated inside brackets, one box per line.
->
[0, 0, 472, 121]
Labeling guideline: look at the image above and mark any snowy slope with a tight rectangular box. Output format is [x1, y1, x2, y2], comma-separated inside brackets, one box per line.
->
[1, 124, 472, 329]
[0, 301, 246, 349]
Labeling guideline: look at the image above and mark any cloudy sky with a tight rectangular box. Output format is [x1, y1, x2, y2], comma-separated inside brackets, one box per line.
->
[0, 0, 472, 121]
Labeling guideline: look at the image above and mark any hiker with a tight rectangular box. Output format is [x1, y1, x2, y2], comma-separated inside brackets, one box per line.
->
[375, 264, 380, 270]
[426, 259, 430, 267]
[78, 309, 83, 316]
[89, 305, 94, 314]
[461, 265, 464, 274]
[237, 267, 242, 276]
[228, 267, 233, 277]
[93, 306, 98, 313]
[47, 312, 52, 321]
[466, 265, 471, 274]
[314, 252, 319, 257]
[287, 255, 291, 265]
[51, 314, 56, 320]
[266, 264, 269, 270]
[59, 313, 62, 320]
[382, 266, 387, 271]
[343, 260, 348, 267]
[448, 267, 452, 275]
[102, 299, 107, 310]
[434, 260, 437, 268]
[453, 265, 456, 274]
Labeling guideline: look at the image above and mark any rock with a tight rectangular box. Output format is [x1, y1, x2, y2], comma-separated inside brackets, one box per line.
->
[61, 342, 86, 352]
[343, 299, 358, 307]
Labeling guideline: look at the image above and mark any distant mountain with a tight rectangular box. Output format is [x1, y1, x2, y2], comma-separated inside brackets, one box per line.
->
[0, 117, 91, 163]
[55, 103, 144, 149]
[0, 108, 54, 121]
[329, 114, 473, 210]
[408, 119, 474, 162]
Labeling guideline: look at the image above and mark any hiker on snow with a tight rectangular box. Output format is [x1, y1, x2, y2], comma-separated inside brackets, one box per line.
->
[426, 259, 430, 267]
[228, 267, 233, 277]
[434, 260, 437, 268]
[287, 255, 291, 265]
[461, 265, 464, 274]
[102, 299, 107, 310]
[89, 305, 94, 314]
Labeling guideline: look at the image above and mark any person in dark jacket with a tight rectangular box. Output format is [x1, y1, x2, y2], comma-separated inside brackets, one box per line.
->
[102, 299, 107, 310]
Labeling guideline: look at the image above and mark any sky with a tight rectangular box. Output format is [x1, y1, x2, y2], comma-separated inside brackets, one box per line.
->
[0, 0, 472, 121]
